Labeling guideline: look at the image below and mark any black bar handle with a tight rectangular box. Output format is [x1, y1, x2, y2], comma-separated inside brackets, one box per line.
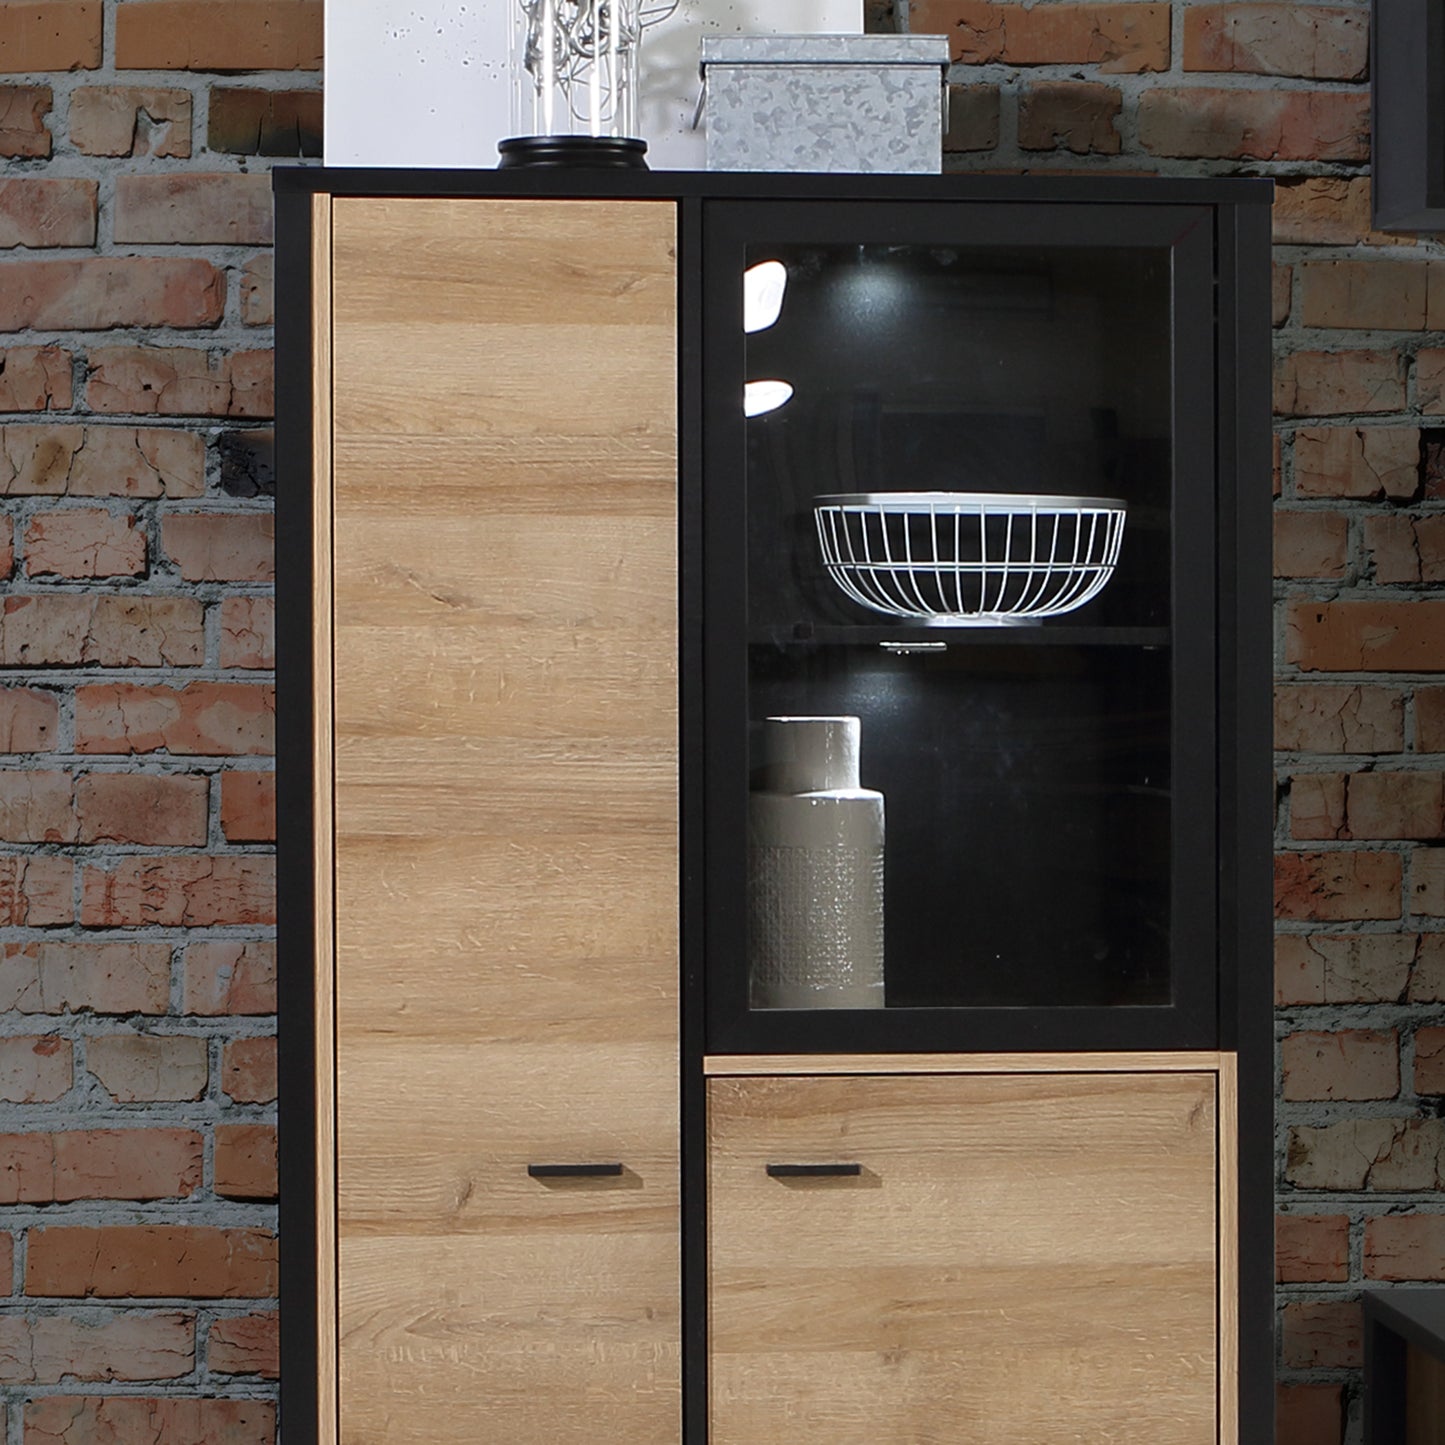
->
[766, 1162, 862, 1179]
[527, 1163, 624, 1179]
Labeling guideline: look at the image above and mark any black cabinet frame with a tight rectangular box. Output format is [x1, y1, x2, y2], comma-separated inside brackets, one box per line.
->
[1373, 0, 1445, 231]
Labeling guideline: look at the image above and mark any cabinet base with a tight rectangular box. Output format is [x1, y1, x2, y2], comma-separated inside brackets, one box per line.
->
[497, 136, 650, 169]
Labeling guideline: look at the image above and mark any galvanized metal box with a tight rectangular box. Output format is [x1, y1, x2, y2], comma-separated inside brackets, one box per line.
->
[699, 34, 950, 173]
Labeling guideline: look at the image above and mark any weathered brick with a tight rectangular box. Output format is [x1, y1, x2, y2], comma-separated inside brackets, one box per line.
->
[1291, 771, 1445, 841]
[0, 2, 101, 73]
[115, 0, 322, 70]
[1139, 87, 1368, 162]
[2, 424, 205, 497]
[0, 1128, 201, 1202]
[1273, 510, 1347, 579]
[1275, 932, 1420, 1004]
[1418, 688, 1445, 752]
[1277, 1384, 1343, 1445]
[1183, 5, 1367, 80]
[1426, 433, 1445, 501]
[221, 1036, 275, 1104]
[219, 596, 273, 669]
[1287, 600, 1445, 673]
[0, 769, 73, 842]
[943, 82, 1000, 153]
[162, 512, 275, 582]
[24, 509, 145, 579]
[75, 682, 274, 756]
[220, 771, 274, 843]
[1273, 176, 1403, 248]
[1414, 848, 1445, 915]
[182, 940, 275, 1016]
[1300, 259, 1445, 331]
[0, 689, 57, 753]
[1275, 355, 1408, 419]
[1293, 426, 1420, 500]
[207, 1311, 278, 1377]
[0, 1036, 70, 1103]
[0, 84, 51, 158]
[114, 173, 273, 246]
[240, 254, 273, 326]
[0, 347, 70, 412]
[218, 427, 275, 498]
[208, 86, 321, 156]
[0, 178, 96, 249]
[0, 856, 71, 925]
[1274, 684, 1404, 753]
[1275, 850, 1402, 920]
[910, 1, 1170, 71]
[87, 346, 273, 419]
[1413, 941, 1445, 1005]
[1280, 1300, 1362, 1369]
[1416, 1026, 1445, 1094]
[0, 941, 170, 1015]
[0, 1234, 10, 1294]
[1276, 1214, 1349, 1282]
[1281, 1028, 1400, 1100]
[24, 1397, 273, 1443]
[0, 1312, 192, 1384]
[1287, 1117, 1445, 1190]
[75, 771, 208, 846]
[84, 1033, 207, 1102]
[1364, 1213, 1445, 1280]
[214, 1123, 277, 1200]
[25, 1226, 278, 1298]
[0, 258, 224, 330]
[1417, 349, 1445, 414]
[68, 84, 190, 158]
[1289, 772, 1345, 839]
[0, 596, 204, 667]
[1272, 263, 1290, 327]
[1365, 513, 1445, 585]
[1018, 80, 1121, 154]
[81, 856, 276, 927]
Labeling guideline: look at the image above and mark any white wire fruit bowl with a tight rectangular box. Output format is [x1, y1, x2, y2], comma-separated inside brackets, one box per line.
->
[814, 492, 1128, 626]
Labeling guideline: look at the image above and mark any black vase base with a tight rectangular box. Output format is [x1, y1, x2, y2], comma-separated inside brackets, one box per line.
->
[497, 136, 649, 170]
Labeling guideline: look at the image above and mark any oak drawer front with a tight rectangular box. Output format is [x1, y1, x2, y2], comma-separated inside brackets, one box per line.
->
[708, 1071, 1219, 1445]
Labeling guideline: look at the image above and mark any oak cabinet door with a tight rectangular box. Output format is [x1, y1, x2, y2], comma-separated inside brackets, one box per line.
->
[325, 197, 680, 1444]
[708, 1071, 1221, 1445]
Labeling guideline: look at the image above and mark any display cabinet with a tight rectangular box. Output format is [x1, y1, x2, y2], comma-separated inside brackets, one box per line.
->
[276, 170, 1273, 1444]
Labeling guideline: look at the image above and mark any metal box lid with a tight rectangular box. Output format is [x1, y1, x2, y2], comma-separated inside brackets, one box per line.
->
[699, 33, 951, 70]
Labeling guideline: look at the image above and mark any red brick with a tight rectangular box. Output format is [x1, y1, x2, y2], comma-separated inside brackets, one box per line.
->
[85, 1033, 207, 1102]
[208, 86, 322, 156]
[0, 941, 170, 1015]
[1277, 1383, 1343, 1445]
[1018, 80, 1121, 154]
[1300, 259, 1445, 331]
[116, 0, 322, 70]
[1417, 1026, 1445, 1093]
[1280, 1299, 1362, 1369]
[1365, 513, 1445, 584]
[240, 254, 273, 326]
[0, 178, 95, 248]
[0, 346, 69, 411]
[0, 856, 71, 925]
[0, 1128, 201, 1202]
[0, 689, 57, 754]
[219, 596, 273, 669]
[69, 84, 190, 157]
[76, 772, 208, 846]
[1275, 1214, 1349, 1282]
[2, 424, 205, 497]
[0, 1233, 11, 1294]
[1275, 850, 1402, 921]
[220, 770, 274, 842]
[1289, 772, 1345, 839]
[0, 596, 204, 667]
[222, 1036, 276, 1104]
[75, 681, 274, 755]
[1287, 1117, 1445, 1190]
[1281, 1028, 1400, 1101]
[1415, 849, 1445, 916]
[182, 941, 275, 1016]
[1272, 263, 1290, 327]
[162, 512, 274, 581]
[81, 856, 276, 927]
[208, 1311, 278, 1377]
[1274, 684, 1404, 753]
[1288, 599, 1445, 672]
[0, 769, 74, 842]
[1139, 87, 1368, 161]
[910, 1, 1170, 71]
[0, 1036, 70, 1103]
[24, 1397, 273, 1443]
[214, 1123, 277, 1200]
[1273, 176, 1405, 248]
[1291, 771, 1445, 841]
[1364, 1213, 1445, 1280]
[1426, 435, 1445, 501]
[1273, 510, 1347, 579]
[1419, 688, 1445, 752]
[0, 1312, 192, 1384]
[1418, 348, 1445, 414]
[87, 346, 273, 419]
[1275, 354, 1408, 419]
[1293, 426, 1420, 499]
[24, 509, 144, 579]
[26, 1226, 277, 1299]
[1183, 5, 1367, 80]
[0, 84, 52, 158]
[1275, 932, 1420, 1004]
[0, 258, 224, 330]
[114, 173, 273, 246]
[0, 2, 101, 72]
[943, 82, 1000, 152]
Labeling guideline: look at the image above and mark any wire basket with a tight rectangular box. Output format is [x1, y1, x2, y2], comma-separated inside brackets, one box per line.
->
[814, 492, 1128, 626]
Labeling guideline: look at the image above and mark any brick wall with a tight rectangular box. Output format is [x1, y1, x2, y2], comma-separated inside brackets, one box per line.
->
[0, 0, 319, 1439]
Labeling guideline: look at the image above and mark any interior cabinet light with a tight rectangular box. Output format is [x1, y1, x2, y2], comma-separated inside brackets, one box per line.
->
[744, 260, 788, 334]
[744, 379, 793, 417]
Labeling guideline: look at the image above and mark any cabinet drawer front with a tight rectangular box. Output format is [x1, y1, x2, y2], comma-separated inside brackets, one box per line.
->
[709, 1072, 1219, 1445]
[328, 197, 680, 1444]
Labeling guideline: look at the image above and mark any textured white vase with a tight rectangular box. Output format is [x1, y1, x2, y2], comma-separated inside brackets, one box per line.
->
[747, 716, 885, 1009]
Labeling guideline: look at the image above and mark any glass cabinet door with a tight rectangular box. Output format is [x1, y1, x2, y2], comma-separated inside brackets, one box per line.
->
[702, 201, 1220, 1054]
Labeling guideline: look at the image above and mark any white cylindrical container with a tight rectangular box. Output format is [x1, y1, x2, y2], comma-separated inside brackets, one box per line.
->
[747, 716, 885, 1010]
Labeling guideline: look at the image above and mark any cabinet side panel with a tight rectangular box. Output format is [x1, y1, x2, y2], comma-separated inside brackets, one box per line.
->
[330, 197, 680, 1445]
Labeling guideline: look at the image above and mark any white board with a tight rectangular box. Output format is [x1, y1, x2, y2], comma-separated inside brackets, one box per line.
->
[324, 0, 862, 170]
